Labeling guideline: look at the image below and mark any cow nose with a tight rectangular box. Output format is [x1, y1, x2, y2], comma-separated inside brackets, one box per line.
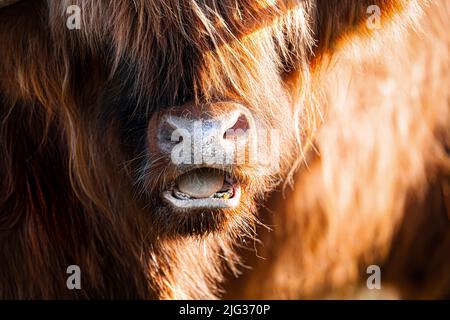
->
[156, 103, 254, 167]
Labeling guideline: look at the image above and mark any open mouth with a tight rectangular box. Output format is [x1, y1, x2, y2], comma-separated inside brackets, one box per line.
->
[162, 168, 241, 210]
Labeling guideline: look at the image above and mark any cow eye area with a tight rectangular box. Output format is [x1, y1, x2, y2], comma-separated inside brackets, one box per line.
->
[162, 168, 241, 210]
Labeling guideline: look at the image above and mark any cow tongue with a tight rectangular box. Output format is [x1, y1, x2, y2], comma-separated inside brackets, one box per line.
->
[177, 170, 224, 198]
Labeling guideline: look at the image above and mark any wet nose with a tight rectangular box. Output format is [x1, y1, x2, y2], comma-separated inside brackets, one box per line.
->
[156, 103, 254, 167]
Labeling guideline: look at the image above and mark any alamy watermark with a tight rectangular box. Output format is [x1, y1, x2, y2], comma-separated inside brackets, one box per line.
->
[66, 265, 81, 290]
[169, 120, 281, 170]
[366, 265, 381, 290]
[66, 5, 81, 30]
[366, 5, 382, 30]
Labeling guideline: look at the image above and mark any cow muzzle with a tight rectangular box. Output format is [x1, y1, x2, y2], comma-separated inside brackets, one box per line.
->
[148, 101, 256, 211]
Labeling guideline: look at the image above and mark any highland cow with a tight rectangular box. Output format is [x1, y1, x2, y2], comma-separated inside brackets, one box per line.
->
[0, 0, 449, 300]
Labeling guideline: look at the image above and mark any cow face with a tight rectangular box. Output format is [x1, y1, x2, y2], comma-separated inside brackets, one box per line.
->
[0, 0, 410, 238]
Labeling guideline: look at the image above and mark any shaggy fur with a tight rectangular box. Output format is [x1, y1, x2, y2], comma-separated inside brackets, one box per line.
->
[227, 0, 450, 299]
[0, 0, 448, 299]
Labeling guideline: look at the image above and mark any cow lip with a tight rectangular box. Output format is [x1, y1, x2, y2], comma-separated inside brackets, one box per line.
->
[162, 168, 241, 210]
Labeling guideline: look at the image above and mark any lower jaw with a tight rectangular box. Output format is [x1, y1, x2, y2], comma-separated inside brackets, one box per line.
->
[162, 185, 242, 211]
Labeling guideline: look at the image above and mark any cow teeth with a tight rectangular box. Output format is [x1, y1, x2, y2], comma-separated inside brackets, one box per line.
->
[173, 187, 234, 200]
[212, 192, 232, 199]
[211, 186, 234, 199]
[173, 190, 192, 200]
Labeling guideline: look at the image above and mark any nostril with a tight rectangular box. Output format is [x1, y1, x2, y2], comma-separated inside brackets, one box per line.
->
[161, 124, 185, 145]
[223, 114, 250, 140]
